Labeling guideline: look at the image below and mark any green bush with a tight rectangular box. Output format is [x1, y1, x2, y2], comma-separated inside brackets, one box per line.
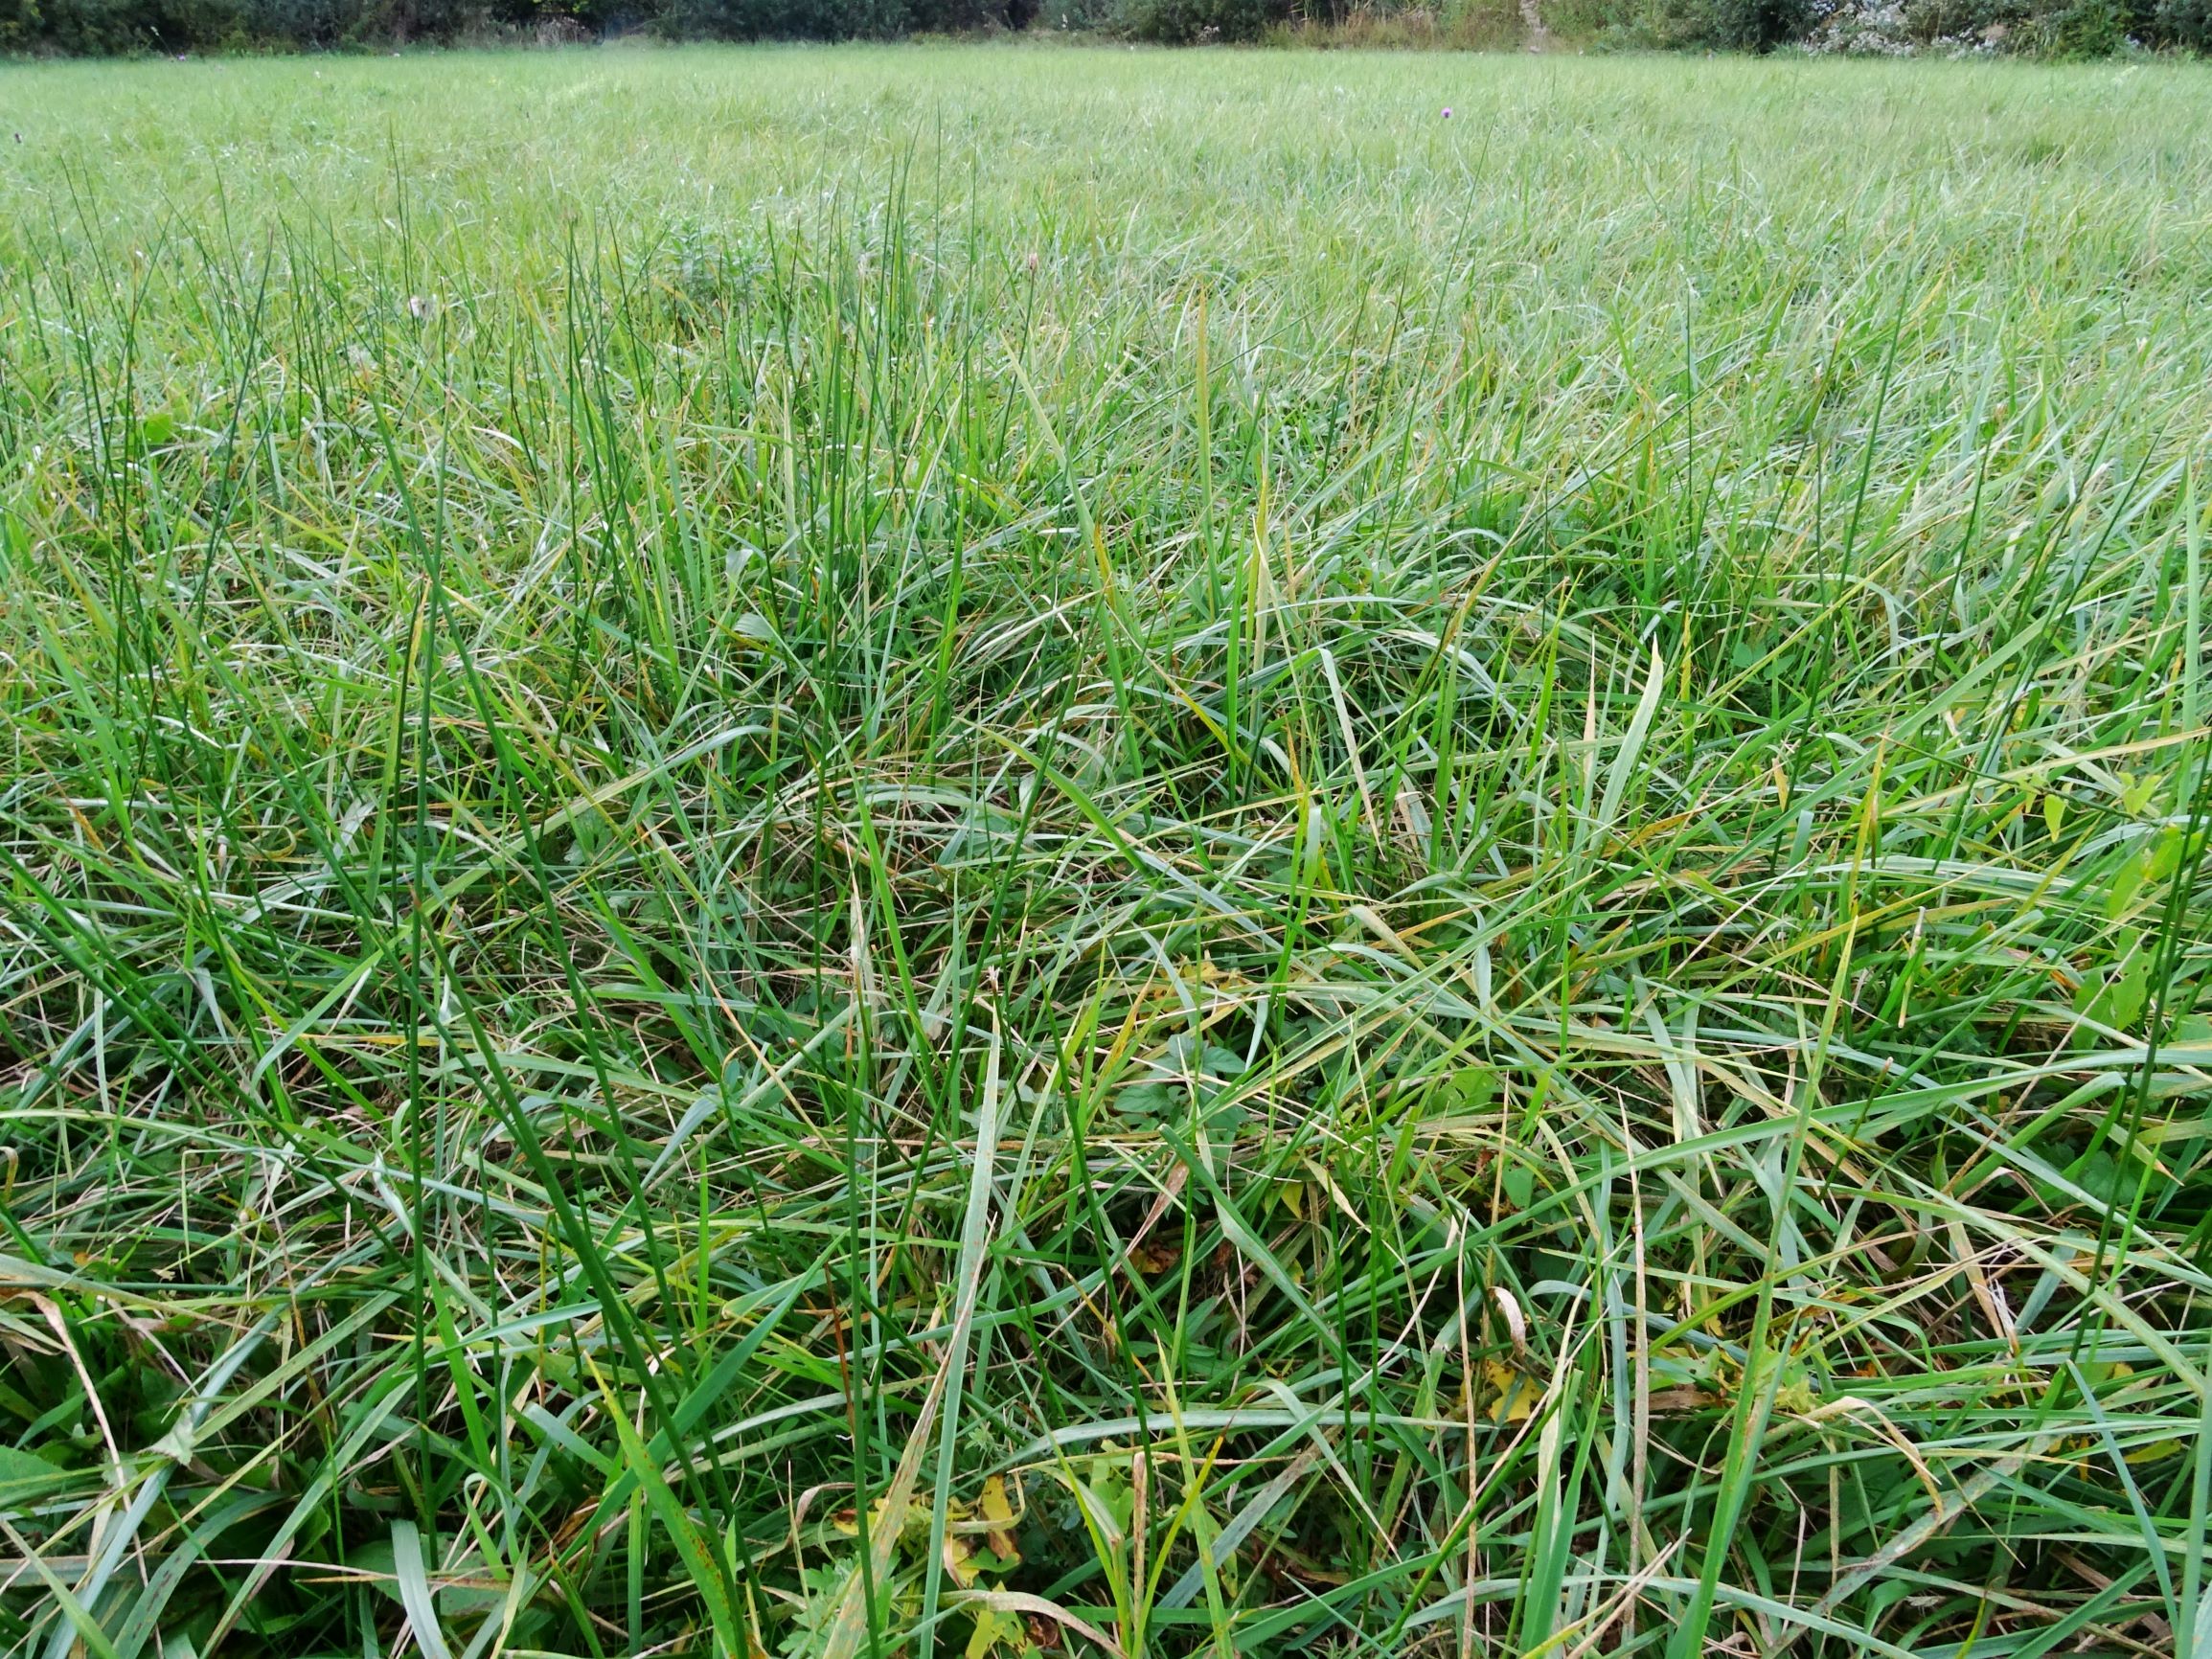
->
[2154, 0, 2209, 42]
[1547, 0, 2211, 45]
[33, 0, 234, 50]
[1679, 0, 1813, 45]
[1539, 0, 1809, 46]
[660, 0, 896, 34]
[2030, 0, 2128, 50]
[905, 0, 1037, 30]
[659, 0, 1033, 35]
[1112, 0, 1288, 40]
[1266, 0, 1526, 46]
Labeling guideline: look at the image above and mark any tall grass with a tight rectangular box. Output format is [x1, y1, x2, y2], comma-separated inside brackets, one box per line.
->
[2, 44, 2210, 1659]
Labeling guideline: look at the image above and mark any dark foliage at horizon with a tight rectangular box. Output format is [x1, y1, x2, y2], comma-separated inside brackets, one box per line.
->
[1, 0, 2205, 54]
[0, 0, 1034, 53]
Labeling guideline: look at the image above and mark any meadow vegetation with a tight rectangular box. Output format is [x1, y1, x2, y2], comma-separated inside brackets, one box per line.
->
[2, 45, 2211, 1659]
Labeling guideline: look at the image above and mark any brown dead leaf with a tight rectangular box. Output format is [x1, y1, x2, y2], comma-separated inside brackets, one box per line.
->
[1130, 1238, 1180, 1276]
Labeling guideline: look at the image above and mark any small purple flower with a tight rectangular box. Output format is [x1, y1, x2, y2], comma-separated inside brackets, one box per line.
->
[1442, 107, 1453, 119]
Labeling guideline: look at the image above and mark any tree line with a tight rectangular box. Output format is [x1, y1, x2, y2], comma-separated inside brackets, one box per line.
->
[0, 0, 2201, 65]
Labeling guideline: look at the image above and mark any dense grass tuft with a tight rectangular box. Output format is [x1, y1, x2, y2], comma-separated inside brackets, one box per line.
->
[3, 45, 2211, 1659]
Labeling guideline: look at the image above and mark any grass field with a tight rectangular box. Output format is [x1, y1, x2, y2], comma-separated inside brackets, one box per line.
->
[4, 42, 2212, 1659]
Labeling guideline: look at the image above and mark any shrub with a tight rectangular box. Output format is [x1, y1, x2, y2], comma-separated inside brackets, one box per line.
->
[32, 0, 240, 50]
[2153, 0, 2209, 43]
[1678, 0, 1813, 45]
[1539, 0, 1810, 47]
[660, 0, 898, 35]
[1897, 0, 2006, 40]
[906, 0, 1036, 31]
[2029, 0, 2128, 50]
[1267, 0, 1526, 47]
[1112, 0, 1288, 41]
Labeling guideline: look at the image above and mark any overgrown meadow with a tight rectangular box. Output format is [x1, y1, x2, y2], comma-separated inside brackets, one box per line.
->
[3, 44, 2211, 1659]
